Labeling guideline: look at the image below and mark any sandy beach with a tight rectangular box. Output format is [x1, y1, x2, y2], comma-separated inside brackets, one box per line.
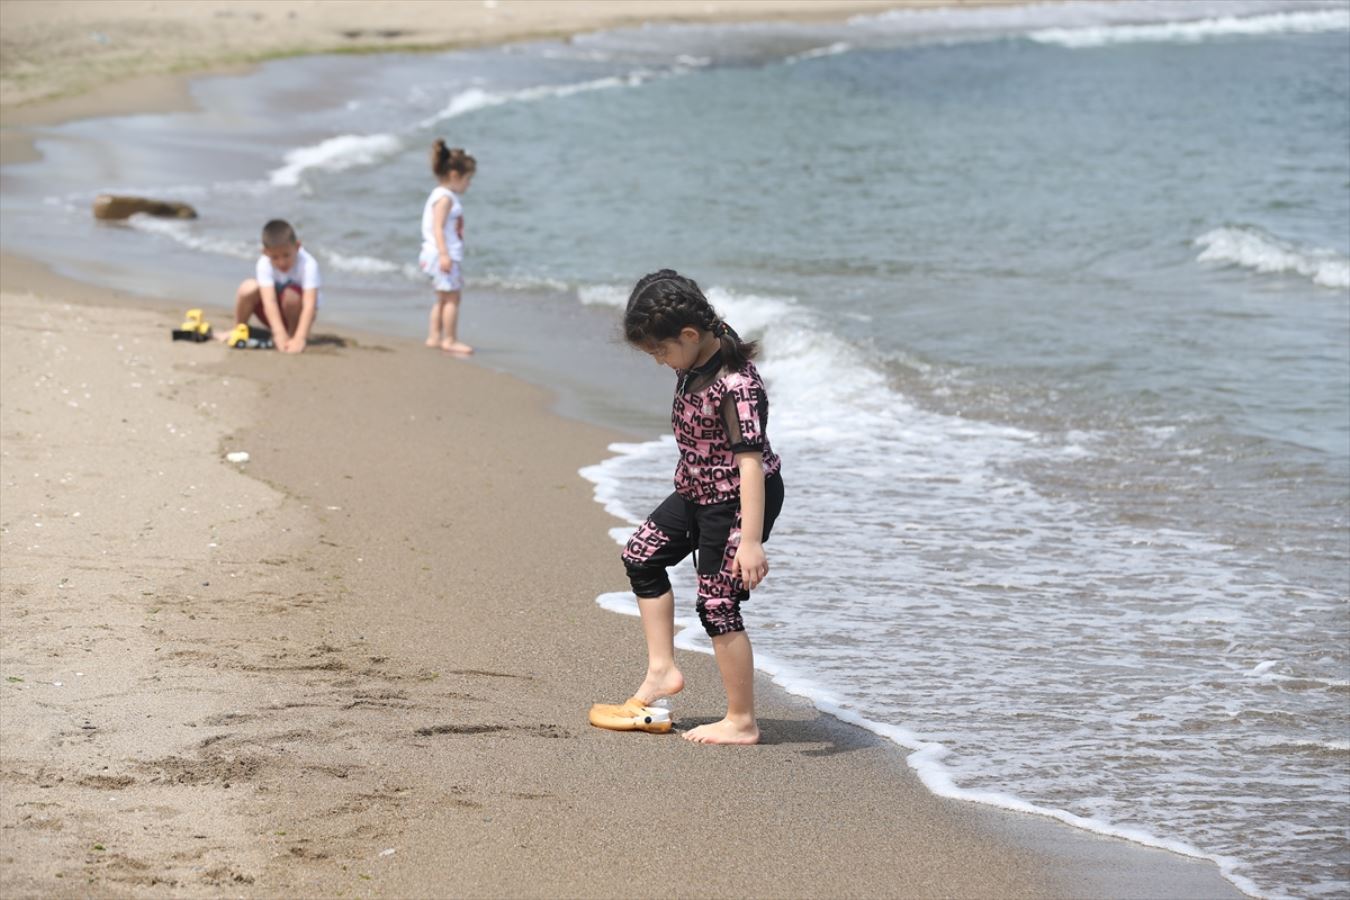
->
[0, 254, 1244, 899]
[0, 2, 1256, 897]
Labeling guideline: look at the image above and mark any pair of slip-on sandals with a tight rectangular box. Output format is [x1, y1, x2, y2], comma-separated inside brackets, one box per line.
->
[588, 697, 672, 734]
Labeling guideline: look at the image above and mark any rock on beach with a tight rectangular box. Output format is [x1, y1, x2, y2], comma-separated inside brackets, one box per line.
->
[92, 194, 197, 220]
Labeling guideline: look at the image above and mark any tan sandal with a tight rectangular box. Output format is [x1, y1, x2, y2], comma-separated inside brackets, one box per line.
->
[588, 697, 673, 733]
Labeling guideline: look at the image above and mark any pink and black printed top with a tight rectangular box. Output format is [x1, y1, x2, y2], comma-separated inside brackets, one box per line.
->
[672, 351, 781, 505]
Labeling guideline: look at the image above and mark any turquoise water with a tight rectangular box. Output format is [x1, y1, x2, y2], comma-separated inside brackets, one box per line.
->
[3, 3, 1348, 896]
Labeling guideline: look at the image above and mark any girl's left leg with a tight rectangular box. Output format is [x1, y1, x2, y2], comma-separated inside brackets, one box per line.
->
[684, 496, 779, 745]
[685, 630, 759, 744]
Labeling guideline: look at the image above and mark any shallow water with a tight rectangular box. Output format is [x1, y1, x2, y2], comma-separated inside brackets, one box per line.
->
[3, 2, 1348, 896]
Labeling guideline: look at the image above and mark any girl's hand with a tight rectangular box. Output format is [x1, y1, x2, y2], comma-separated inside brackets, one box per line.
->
[732, 540, 768, 590]
[439, 253, 452, 274]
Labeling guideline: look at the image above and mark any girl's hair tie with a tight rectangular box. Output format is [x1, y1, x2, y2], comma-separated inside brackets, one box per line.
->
[714, 321, 728, 338]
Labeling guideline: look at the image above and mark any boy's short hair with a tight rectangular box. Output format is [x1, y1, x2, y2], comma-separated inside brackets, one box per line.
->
[261, 219, 298, 247]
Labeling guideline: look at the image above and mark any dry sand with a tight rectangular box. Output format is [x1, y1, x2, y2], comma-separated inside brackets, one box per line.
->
[1, 1, 1246, 896]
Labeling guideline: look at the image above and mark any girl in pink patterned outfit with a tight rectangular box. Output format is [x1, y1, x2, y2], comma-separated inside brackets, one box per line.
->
[619, 269, 785, 745]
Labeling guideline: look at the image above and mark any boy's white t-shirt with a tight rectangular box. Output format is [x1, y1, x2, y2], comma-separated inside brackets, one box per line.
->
[420, 186, 464, 262]
[255, 246, 322, 303]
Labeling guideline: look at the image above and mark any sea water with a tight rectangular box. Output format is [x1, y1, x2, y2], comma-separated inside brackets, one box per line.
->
[2, 2, 1347, 896]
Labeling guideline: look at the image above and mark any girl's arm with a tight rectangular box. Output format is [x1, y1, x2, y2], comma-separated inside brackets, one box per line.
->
[432, 195, 452, 272]
[733, 451, 768, 589]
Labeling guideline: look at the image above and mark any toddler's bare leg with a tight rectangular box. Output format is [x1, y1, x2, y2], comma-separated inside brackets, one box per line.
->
[684, 631, 759, 745]
[634, 590, 685, 704]
[426, 296, 442, 346]
[437, 290, 473, 354]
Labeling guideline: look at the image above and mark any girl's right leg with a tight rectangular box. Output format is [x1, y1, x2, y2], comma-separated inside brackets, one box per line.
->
[437, 290, 473, 355]
[621, 495, 694, 704]
[635, 590, 685, 704]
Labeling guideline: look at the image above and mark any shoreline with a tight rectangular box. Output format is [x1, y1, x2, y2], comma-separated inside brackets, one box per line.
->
[1, 3, 1252, 896]
[0, 250, 1246, 899]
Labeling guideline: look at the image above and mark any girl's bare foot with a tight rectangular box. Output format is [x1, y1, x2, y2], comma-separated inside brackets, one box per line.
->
[426, 335, 441, 347]
[634, 666, 684, 706]
[683, 717, 760, 745]
[440, 339, 474, 355]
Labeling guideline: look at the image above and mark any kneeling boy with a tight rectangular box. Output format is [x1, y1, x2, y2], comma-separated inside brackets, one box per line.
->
[234, 219, 320, 354]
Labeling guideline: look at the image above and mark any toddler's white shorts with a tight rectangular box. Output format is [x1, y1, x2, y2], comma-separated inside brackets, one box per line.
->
[419, 247, 463, 292]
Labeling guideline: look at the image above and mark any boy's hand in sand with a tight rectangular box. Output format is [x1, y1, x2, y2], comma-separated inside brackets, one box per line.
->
[733, 540, 768, 589]
[284, 335, 307, 354]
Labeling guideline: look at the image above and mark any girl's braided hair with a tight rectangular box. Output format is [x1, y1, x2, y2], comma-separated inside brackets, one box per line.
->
[623, 269, 758, 370]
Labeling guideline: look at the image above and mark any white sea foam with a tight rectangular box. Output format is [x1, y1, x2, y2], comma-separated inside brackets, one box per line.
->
[845, 0, 1348, 68]
[124, 214, 255, 260]
[1284, 739, 1350, 752]
[1195, 226, 1350, 290]
[782, 42, 852, 65]
[1029, 9, 1350, 48]
[852, 0, 1339, 40]
[269, 133, 403, 188]
[418, 74, 650, 129]
[576, 283, 630, 308]
[473, 272, 572, 294]
[420, 86, 506, 124]
[321, 250, 402, 275]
